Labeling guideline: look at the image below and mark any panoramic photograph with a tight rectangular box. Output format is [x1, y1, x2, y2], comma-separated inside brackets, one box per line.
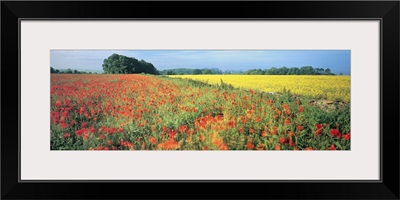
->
[50, 50, 350, 150]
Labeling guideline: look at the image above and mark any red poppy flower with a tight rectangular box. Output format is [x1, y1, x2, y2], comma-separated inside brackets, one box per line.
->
[315, 129, 322, 136]
[328, 144, 336, 150]
[96, 146, 105, 150]
[315, 124, 323, 135]
[297, 125, 303, 131]
[108, 128, 115, 135]
[298, 106, 304, 113]
[79, 107, 85, 114]
[261, 131, 268, 137]
[304, 147, 314, 150]
[60, 123, 69, 129]
[330, 129, 341, 138]
[226, 120, 236, 128]
[279, 137, 287, 144]
[55, 100, 62, 107]
[64, 133, 70, 139]
[149, 136, 156, 144]
[342, 133, 351, 140]
[75, 129, 84, 137]
[275, 144, 281, 150]
[179, 125, 188, 133]
[246, 143, 255, 149]
[168, 129, 177, 138]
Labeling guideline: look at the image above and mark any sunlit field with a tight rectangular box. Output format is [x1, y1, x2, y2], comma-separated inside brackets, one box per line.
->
[170, 75, 350, 102]
[51, 74, 350, 150]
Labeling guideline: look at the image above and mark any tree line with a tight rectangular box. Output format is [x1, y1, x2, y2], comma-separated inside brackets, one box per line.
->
[160, 66, 341, 75]
[244, 66, 337, 75]
[160, 68, 223, 75]
[51, 67, 95, 74]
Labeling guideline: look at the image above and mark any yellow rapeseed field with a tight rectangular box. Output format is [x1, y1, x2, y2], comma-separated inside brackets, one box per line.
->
[170, 75, 350, 102]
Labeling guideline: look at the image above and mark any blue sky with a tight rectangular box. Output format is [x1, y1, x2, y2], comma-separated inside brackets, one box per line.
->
[50, 50, 351, 74]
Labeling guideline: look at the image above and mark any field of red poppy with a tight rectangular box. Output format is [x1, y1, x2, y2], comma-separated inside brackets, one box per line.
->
[51, 74, 350, 150]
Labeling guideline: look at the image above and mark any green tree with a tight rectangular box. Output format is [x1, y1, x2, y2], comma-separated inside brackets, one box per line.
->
[66, 68, 73, 74]
[202, 69, 213, 74]
[102, 53, 159, 75]
[193, 69, 202, 75]
[300, 66, 315, 75]
[288, 67, 300, 75]
[279, 67, 288, 75]
[51, 67, 56, 73]
[167, 70, 176, 75]
[325, 68, 332, 75]
[269, 67, 278, 75]
[314, 68, 322, 75]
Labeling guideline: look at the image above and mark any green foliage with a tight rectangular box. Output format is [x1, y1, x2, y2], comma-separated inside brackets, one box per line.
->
[160, 68, 223, 75]
[50, 67, 93, 74]
[260, 66, 335, 75]
[102, 53, 159, 75]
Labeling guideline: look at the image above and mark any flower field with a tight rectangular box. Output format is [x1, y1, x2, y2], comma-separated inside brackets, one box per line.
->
[51, 74, 350, 150]
[170, 75, 350, 102]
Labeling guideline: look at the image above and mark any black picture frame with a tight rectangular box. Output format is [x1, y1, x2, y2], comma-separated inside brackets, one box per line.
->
[2, 1, 399, 199]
